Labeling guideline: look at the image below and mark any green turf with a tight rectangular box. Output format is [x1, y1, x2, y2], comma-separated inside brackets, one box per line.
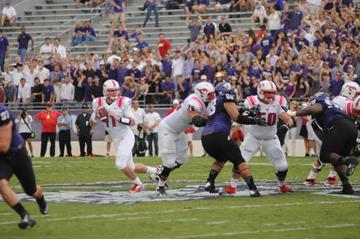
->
[0, 156, 359, 239]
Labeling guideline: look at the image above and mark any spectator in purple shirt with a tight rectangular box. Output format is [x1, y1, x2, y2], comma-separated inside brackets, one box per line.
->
[161, 76, 175, 103]
[0, 29, 9, 72]
[71, 21, 84, 46]
[17, 26, 33, 63]
[161, 53, 173, 77]
[111, 0, 125, 30]
[330, 71, 345, 97]
[283, 3, 303, 32]
[82, 20, 96, 44]
[203, 16, 216, 39]
[108, 24, 129, 52]
[42, 79, 54, 103]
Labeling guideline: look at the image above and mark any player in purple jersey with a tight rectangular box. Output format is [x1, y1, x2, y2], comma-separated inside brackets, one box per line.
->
[0, 104, 47, 229]
[287, 93, 360, 194]
[201, 82, 266, 196]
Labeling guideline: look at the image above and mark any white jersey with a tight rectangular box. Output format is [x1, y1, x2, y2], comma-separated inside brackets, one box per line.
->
[332, 95, 353, 116]
[92, 96, 135, 138]
[163, 94, 209, 133]
[244, 95, 287, 139]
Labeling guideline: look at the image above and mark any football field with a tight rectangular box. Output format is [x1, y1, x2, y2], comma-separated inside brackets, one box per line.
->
[0, 156, 359, 239]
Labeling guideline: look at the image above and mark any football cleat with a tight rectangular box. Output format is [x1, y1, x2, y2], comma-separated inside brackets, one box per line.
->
[129, 184, 144, 193]
[323, 177, 337, 186]
[157, 186, 168, 196]
[303, 178, 317, 186]
[223, 185, 236, 195]
[343, 156, 359, 176]
[18, 213, 36, 230]
[278, 184, 294, 193]
[39, 202, 48, 215]
[204, 181, 218, 193]
[341, 184, 354, 195]
[249, 189, 261, 197]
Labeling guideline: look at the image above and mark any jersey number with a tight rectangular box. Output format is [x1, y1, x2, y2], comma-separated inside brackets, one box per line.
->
[0, 111, 10, 122]
[260, 112, 277, 126]
[105, 116, 117, 128]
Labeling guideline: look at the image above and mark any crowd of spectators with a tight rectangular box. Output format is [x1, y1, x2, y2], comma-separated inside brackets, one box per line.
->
[0, 0, 360, 108]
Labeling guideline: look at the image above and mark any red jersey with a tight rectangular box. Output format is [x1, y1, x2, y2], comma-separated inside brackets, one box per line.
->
[35, 110, 61, 133]
[157, 39, 171, 58]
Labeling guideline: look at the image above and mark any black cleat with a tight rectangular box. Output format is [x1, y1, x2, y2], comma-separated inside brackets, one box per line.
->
[249, 189, 261, 197]
[18, 213, 36, 230]
[204, 181, 218, 194]
[344, 156, 360, 176]
[39, 203, 48, 215]
[157, 186, 168, 196]
[341, 184, 354, 195]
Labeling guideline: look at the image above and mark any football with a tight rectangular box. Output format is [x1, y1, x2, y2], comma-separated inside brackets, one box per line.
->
[97, 107, 108, 122]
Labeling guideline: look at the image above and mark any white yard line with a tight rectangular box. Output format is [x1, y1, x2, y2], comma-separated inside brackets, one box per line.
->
[264, 221, 306, 226]
[206, 221, 230, 225]
[174, 224, 358, 239]
[115, 216, 151, 221]
[0, 200, 358, 226]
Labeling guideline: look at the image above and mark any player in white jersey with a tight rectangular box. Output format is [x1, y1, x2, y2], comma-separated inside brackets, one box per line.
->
[90, 80, 159, 193]
[304, 82, 360, 186]
[236, 80, 294, 193]
[156, 82, 216, 195]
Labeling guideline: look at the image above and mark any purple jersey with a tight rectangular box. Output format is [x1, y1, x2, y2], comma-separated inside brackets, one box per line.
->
[312, 93, 348, 130]
[0, 104, 24, 157]
[202, 89, 237, 135]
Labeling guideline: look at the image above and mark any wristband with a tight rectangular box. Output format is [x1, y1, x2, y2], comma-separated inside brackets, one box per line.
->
[119, 117, 131, 125]
[287, 110, 296, 117]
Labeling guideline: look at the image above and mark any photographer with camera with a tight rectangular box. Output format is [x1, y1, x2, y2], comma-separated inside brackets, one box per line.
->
[15, 109, 34, 157]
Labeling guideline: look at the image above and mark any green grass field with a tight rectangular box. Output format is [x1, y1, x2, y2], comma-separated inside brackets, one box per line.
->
[0, 156, 359, 239]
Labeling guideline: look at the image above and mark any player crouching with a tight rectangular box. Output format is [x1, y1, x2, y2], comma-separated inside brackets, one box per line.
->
[202, 82, 265, 197]
[91, 80, 160, 193]
[233, 80, 294, 193]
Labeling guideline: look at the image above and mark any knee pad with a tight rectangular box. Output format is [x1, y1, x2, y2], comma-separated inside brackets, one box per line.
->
[159, 166, 172, 181]
[275, 169, 288, 178]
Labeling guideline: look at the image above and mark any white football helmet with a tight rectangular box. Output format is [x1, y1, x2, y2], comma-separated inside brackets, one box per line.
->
[257, 80, 277, 103]
[340, 82, 360, 100]
[103, 79, 120, 101]
[194, 81, 216, 103]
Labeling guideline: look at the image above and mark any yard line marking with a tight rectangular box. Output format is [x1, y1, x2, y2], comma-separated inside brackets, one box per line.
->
[264, 221, 306, 226]
[207, 221, 229, 225]
[115, 216, 151, 221]
[174, 224, 358, 239]
[0, 200, 358, 226]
